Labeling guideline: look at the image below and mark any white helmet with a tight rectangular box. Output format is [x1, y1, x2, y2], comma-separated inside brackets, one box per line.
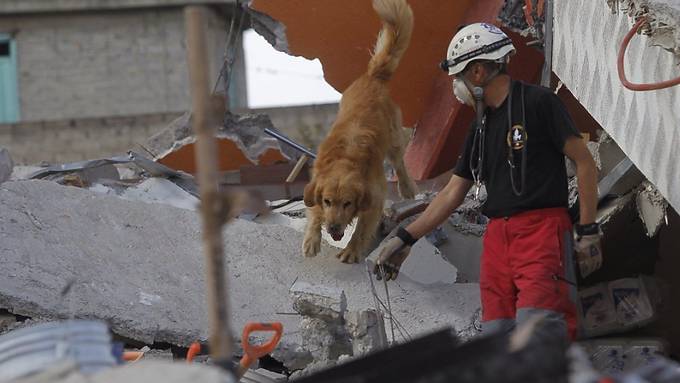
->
[440, 23, 516, 76]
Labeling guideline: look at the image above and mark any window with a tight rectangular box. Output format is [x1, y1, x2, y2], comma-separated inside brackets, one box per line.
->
[0, 34, 19, 123]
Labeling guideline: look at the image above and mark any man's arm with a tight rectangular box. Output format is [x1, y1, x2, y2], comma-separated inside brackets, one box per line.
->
[405, 174, 474, 238]
[563, 136, 598, 224]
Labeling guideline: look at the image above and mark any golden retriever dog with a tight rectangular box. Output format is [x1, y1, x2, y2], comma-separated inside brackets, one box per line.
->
[302, 0, 417, 263]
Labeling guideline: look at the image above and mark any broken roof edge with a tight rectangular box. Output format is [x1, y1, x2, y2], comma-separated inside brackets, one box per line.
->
[0, 0, 235, 15]
[609, 0, 680, 59]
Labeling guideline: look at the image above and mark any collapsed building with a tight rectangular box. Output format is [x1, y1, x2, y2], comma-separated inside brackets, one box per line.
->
[0, 0, 679, 382]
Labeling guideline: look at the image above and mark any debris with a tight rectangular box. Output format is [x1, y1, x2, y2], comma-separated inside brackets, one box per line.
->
[0, 148, 13, 185]
[295, 318, 570, 383]
[578, 276, 660, 338]
[0, 180, 481, 352]
[269, 343, 313, 372]
[608, 0, 680, 59]
[636, 181, 669, 237]
[245, 4, 290, 53]
[619, 356, 680, 382]
[291, 282, 352, 363]
[298, 317, 352, 363]
[242, 368, 288, 383]
[345, 309, 388, 356]
[145, 112, 297, 174]
[0, 313, 17, 332]
[0, 320, 116, 381]
[579, 337, 669, 375]
[291, 282, 347, 322]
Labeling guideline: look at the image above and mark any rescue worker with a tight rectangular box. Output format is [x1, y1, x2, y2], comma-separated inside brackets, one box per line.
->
[374, 23, 602, 340]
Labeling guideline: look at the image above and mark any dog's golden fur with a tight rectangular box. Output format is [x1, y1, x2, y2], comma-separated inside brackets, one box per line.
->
[302, 0, 417, 263]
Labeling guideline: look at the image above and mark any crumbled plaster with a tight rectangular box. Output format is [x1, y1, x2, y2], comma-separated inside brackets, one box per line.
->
[243, 1, 290, 53]
[145, 112, 296, 165]
[608, 0, 680, 60]
[636, 181, 669, 237]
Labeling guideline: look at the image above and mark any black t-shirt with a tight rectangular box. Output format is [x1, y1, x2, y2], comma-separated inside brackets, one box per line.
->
[453, 81, 580, 218]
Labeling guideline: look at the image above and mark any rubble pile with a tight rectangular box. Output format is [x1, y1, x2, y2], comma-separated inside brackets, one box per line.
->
[0, 178, 481, 373]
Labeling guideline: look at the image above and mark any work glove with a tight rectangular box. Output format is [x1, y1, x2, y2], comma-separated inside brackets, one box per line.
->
[574, 223, 603, 278]
[373, 236, 412, 281]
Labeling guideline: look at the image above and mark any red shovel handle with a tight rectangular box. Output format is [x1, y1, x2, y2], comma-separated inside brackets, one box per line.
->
[239, 322, 283, 371]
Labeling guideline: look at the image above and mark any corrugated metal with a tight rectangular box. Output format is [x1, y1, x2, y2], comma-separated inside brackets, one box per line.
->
[553, 0, 680, 214]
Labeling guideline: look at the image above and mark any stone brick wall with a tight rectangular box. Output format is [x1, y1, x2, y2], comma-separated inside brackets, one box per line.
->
[0, 6, 237, 122]
[0, 103, 338, 165]
[0, 112, 182, 164]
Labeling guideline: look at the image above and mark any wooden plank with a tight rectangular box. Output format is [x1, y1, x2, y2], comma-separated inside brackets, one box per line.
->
[184, 5, 234, 368]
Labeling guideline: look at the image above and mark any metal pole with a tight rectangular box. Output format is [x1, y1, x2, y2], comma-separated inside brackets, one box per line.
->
[541, 0, 554, 88]
[184, 5, 234, 370]
[263, 128, 317, 159]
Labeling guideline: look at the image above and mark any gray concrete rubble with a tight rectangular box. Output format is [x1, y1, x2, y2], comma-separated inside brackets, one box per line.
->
[291, 282, 347, 322]
[0, 313, 16, 332]
[145, 111, 297, 164]
[636, 181, 669, 237]
[290, 282, 387, 367]
[608, 0, 680, 59]
[242, 368, 288, 383]
[596, 134, 644, 196]
[345, 309, 388, 356]
[0, 148, 12, 185]
[0, 180, 481, 357]
[244, 1, 290, 53]
[11, 361, 234, 383]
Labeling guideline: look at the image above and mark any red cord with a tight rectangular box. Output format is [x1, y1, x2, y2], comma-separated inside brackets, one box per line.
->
[618, 17, 680, 91]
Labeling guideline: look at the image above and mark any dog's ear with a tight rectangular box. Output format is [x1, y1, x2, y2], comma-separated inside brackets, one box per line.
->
[303, 179, 320, 207]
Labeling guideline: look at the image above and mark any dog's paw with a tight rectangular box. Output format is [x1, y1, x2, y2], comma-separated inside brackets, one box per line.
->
[398, 178, 418, 200]
[302, 234, 321, 258]
[336, 248, 361, 264]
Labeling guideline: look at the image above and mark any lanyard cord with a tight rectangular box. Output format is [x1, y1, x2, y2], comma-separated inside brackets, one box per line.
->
[469, 95, 486, 194]
[507, 81, 527, 197]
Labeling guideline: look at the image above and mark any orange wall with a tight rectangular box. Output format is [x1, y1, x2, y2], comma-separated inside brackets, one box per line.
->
[250, 0, 474, 127]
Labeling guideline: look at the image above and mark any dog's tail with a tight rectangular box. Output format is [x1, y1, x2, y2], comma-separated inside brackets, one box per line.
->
[367, 0, 414, 82]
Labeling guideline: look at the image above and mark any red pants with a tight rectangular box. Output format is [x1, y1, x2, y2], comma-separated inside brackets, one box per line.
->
[480, 207, 578, 340]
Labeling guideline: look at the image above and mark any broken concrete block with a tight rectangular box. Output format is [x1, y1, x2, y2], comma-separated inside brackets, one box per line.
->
[345, 309, 387, 356]
[591, 192, 658, 282]
[0, 148, 13, 185]
[636, 181, 668, 237]
[290, 281, 347, 322]
[270, 343, 313, 372]
[597, 134, 643, 196]
[242, 368, 288, 383]
[0, 313, 16, 332]
[299, 317, 352, 363]
[139, 348, 174, 361]
[145, 112, 297, 173]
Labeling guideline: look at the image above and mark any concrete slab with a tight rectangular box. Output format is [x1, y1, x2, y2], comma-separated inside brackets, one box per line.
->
[0, 180, 480, 351]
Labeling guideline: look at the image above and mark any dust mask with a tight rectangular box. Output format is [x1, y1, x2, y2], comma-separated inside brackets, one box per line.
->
[453, 78, 475, 106]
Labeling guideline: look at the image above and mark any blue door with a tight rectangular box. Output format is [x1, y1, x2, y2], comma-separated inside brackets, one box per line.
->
[0, 33, 19, 123]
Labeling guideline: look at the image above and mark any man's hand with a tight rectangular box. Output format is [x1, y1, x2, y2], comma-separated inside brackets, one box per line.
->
[373, 236, 411, 281]
[574, 224, 603, 278]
